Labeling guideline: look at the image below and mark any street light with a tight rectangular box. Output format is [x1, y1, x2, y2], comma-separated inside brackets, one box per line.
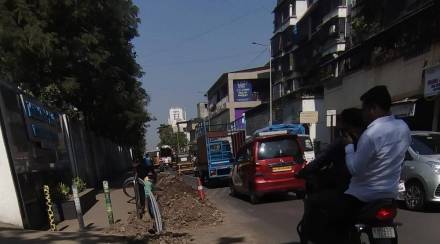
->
[252, 42, 272, 125]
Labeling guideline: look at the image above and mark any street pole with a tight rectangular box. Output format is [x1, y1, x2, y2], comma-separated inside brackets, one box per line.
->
[176, 124, 180, 162]
[72, 183, 85, 231]
[252, 42, 272, 126]
[269, 43, 273, 126]
[102, 181, 114, 226]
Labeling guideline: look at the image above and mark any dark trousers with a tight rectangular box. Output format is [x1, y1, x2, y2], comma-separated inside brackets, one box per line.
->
[302, 192, 365, 244]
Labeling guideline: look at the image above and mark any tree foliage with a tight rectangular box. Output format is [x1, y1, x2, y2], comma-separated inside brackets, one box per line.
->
[157, 124, 188, 152]
[0, 0, 151, 155]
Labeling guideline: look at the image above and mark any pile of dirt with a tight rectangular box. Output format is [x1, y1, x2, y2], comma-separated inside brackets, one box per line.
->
[109, 213, 191, 244]
[107, 173, 222, 243]
[155, 173, 223, 230]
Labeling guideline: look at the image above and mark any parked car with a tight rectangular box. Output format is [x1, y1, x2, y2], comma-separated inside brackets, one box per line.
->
[297, 134, 315, 163]
[230, 126, 306, 204]
[401, 131, 440, 210]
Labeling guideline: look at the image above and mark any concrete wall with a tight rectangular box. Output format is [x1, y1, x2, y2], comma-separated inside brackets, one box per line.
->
[0, 120, 23, 227]
[67, 118, 132, 188]
[245, 104, 269, 136]
[325, 54, 428, 111]
[279, 96, 330, 144]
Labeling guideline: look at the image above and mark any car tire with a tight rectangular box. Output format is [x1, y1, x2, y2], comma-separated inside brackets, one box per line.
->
[249, 185, 260, 204]
[405, 181, 426, 211]
[230, 185, 237, 197]
[296, 191, 306, 199]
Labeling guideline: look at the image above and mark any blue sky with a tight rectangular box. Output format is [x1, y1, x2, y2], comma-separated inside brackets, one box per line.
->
[133, 0, 275, 150]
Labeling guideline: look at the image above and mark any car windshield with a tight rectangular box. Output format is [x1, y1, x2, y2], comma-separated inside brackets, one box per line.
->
[258, 137, 300, 160]
[411, 134, 440, 155]
[298, 137, 314, 151]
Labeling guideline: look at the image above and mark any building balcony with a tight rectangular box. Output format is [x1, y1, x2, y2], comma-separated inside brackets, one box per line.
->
[273, 16, 298, 35]
[322, 6, 347, 26]
[321, 37, 346, 57]
[209, 96, 229, 116]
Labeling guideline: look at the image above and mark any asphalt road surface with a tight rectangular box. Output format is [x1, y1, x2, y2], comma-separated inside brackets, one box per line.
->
[204, 183, 440, 244]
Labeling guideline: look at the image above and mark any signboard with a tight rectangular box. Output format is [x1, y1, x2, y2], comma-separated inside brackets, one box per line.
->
[20, 95, 60, 149]
[233, 80, 253, 102]
[326, 110, 337, 127]
[425, 65, 440, 97]
[300, 111, 319, 124]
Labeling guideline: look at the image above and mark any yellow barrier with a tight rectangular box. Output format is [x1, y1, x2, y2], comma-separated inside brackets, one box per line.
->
[43, 185, 57, 231]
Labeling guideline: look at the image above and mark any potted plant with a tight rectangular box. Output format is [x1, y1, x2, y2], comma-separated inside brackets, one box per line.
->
[54, 178, 96, 220]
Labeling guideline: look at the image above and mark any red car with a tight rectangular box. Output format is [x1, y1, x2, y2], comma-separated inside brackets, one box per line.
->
[230, 130, 306, 203]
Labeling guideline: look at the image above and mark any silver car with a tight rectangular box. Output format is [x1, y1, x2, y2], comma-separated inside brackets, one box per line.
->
[402, 131, 440, 210]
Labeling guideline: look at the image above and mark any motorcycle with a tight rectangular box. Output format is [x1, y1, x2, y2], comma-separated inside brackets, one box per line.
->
[296, 172, 400, 244]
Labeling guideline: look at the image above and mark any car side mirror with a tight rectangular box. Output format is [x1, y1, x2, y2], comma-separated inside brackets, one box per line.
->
[405, 151, 413, 161]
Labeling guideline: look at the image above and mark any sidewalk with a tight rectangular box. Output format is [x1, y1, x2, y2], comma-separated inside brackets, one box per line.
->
[0, 222, 126, 244]
[0, 182, 135, 244]
[57, 187, 133, 232]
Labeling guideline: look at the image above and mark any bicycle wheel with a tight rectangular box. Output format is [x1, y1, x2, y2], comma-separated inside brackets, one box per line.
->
[123, 177, 136, 199]
[133, 180, 144, 219]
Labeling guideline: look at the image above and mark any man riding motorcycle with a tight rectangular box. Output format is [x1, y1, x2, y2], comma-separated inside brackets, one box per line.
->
[298, 86, 411, 244]
[297, 108, 365, 243]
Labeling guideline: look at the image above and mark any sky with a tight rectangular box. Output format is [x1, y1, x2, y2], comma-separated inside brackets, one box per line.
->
[132, 0, 276, 150]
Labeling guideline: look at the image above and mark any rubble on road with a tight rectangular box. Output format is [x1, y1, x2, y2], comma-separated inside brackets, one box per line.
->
[155, 173, 223, 230]
[109, 213, 191, 244]
[107, 173, 223, 243]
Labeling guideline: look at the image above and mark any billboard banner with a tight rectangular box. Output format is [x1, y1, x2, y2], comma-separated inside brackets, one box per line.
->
[234, 80, 253, 102]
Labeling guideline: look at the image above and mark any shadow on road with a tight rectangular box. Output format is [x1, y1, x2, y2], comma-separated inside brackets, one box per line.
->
[397, 201, 440, 213]
[204, 180, 231, 189]
[231, 191, 301, 205]
[217, 236, 246, 244]
[0, 227, 126, 244]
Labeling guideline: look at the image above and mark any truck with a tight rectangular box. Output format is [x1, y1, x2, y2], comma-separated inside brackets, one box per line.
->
[194, 121, 244, 185]
[159, 145, 173, 167]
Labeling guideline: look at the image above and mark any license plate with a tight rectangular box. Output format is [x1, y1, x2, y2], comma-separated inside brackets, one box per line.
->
[180, 157, 187, 162]
[272, 166, 292, 172]
[372, 227, 396, 239]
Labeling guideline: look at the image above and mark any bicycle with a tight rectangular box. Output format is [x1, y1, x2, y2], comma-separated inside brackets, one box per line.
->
[123, 170, 145, 219]
[123, 170, 163, 233]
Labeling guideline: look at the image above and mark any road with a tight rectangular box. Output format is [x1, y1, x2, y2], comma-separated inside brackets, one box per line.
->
[204, 184, 440, 244]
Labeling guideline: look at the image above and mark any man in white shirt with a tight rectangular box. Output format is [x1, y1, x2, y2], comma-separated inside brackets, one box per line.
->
[328, 86, 411, 242]
[345, 85, 411, 202]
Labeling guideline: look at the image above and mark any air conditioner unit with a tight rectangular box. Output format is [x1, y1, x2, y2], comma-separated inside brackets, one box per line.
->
[329, 25, 336, 34]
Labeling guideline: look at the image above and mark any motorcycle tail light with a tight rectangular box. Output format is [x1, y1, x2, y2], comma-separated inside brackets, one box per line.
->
[376, 207, 397, 221]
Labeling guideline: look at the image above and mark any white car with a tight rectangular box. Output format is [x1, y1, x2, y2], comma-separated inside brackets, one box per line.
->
[401, 131, 440, 210]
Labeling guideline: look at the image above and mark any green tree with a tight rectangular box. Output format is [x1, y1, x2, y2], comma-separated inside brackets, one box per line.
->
[157, 124, 188, 152]
[0, 0, 151, 157]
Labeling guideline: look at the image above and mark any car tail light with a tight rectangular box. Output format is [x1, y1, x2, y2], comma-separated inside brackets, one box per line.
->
[210, 170, 216, 176]
[376, 207, 397, 221]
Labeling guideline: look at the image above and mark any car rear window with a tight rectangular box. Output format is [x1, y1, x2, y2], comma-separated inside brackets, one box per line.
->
[257, 137, 300, 160]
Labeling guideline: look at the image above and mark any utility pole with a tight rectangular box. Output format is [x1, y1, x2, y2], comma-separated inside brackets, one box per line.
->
[176, 123, 180, 162]
[252, 42, 272, 125]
